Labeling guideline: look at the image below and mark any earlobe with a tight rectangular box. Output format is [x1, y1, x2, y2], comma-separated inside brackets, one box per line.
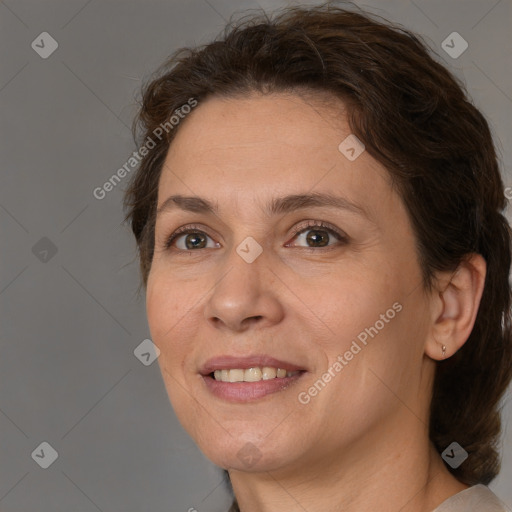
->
[425, 254, 486, 361]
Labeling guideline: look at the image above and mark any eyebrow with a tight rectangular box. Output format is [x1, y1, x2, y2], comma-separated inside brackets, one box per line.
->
[156, 192, 371, 220]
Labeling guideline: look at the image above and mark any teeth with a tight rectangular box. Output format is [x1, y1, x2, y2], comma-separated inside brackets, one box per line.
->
[262, 367, 277, 380]
[212, 367, 300, 383]
[229, 369, 244, 382]
[244, 367, 262, 382]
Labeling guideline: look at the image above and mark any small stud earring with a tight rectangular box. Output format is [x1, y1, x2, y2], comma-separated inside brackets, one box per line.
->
[442, 345, 447, 358]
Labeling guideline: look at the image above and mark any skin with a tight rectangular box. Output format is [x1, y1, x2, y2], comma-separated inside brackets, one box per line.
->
[145, 91, 486, 512]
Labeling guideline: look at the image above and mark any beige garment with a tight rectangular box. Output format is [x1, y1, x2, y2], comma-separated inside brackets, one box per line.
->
[228, 485, 511, 511]
[433, 484, 510, 512]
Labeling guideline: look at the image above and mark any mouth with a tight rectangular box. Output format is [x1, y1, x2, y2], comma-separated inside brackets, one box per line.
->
[210, 367, 301, 382]
[200, 355, 307, 402]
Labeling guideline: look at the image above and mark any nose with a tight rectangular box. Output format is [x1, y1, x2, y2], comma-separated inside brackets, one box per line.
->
[203, 246, 285, 333]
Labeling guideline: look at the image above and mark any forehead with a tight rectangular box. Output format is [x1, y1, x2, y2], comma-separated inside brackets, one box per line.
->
[166, 91, 349, 162]
[157, 91, 394, 220]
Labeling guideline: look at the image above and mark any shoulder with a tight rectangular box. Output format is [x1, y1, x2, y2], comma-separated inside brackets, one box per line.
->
[433, 484, 510, 512]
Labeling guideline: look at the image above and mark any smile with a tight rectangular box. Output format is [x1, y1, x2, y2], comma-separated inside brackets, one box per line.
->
[212, 367, 301, 382]
[200, 355, 307, 402]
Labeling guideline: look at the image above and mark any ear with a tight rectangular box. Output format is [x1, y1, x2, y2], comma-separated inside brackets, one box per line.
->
[425, 254, 486, 361]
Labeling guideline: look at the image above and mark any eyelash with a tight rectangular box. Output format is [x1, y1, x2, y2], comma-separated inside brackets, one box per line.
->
[163, 220, 347, 251]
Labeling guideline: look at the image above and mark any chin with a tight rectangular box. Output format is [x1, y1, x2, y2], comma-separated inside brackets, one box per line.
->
[196, 432, 303, 473]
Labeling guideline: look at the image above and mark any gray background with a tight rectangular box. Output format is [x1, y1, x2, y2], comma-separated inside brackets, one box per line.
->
[1, 0, 511, 510]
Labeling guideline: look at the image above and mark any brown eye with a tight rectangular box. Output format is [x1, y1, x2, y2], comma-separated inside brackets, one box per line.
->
[288, 221, 347, 249]
[164, 226, 218, 251]
[181, 232, 208, 250]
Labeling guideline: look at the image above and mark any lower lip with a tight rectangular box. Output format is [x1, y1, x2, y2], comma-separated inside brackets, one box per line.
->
[202, 372, 305, 402]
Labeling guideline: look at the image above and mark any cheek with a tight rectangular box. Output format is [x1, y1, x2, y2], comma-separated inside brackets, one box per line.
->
[145, 279, 186, 355]
[326, 300, 427, 420]
[146, 284, 192, 410]
[312, 273, 396, 347]
[314, 271, 412, 394]
[146, 285, 167, 339]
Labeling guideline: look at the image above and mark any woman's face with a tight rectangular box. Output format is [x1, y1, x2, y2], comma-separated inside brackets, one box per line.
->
[146, 91, 435, 473]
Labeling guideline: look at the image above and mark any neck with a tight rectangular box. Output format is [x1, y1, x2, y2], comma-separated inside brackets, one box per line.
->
[228, 415, 467, 512]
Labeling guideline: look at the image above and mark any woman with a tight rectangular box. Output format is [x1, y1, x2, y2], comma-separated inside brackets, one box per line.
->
[123, 3, 512, 511]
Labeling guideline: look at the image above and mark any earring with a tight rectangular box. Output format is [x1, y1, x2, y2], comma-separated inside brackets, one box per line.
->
[442, 345, 447, 358]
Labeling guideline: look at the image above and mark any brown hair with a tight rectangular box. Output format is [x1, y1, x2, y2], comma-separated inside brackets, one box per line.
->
[123, 0, 512, 495]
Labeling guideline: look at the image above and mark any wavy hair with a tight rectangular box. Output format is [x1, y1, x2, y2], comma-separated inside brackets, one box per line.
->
[123, 3, 512, 507]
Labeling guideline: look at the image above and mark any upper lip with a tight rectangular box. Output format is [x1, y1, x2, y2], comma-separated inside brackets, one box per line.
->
[200, 355, 306, 375]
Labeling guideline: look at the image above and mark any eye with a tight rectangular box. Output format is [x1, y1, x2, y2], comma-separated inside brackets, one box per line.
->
[286, 220, 347, 249]
[162, 220, 347, 252]
[164, 224, 218, 251]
